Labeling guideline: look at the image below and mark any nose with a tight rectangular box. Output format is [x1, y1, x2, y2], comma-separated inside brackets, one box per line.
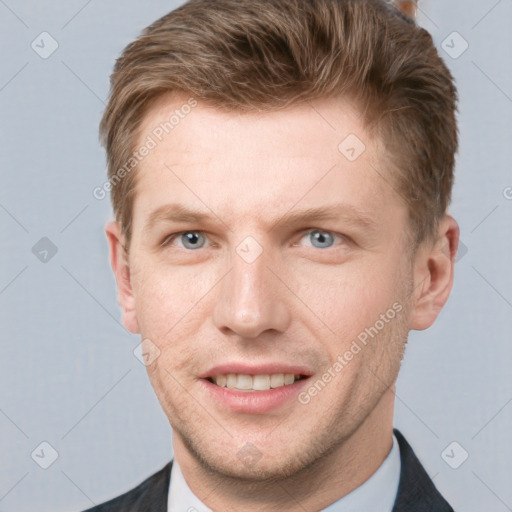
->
[212, 245, 292, 339]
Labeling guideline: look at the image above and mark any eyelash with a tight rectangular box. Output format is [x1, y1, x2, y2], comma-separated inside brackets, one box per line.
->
[160, 229, 347, 250]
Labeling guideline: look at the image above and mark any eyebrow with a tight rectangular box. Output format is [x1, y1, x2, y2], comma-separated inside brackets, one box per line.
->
[143, 203, 227, 233]
[143, 202, 379, 234]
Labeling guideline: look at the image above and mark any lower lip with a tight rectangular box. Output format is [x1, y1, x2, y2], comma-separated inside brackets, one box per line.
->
[199, 378, 310, 414]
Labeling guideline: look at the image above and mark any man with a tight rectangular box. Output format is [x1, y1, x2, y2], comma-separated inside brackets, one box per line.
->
[87, 0, 459, 510]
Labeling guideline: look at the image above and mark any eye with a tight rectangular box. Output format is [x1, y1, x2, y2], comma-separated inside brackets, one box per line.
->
[162, 231, 207, 250]
[298, 229, 343, 249]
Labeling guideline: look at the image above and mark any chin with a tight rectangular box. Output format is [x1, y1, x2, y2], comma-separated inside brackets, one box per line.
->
[175, 422, 336, 484]
[202, 452, 311, 483]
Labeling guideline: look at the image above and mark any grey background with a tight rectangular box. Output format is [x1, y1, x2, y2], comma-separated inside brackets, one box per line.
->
[0, 1, 511, 511]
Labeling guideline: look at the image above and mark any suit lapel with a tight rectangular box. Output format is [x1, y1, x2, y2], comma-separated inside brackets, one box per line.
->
[391, 430, 454, 511]
[132, 432, 454, 512]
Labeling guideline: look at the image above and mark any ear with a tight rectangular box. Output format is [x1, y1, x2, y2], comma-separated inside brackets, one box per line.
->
[409, 215, 460, 330]
[105, 221, 140, 334]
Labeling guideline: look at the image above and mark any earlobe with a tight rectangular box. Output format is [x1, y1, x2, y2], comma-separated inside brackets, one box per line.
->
[409, 215, 460, 331]
[105, 221, 140, 334]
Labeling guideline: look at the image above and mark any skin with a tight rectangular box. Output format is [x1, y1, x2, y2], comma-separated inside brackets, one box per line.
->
[106, 94, 459, 511]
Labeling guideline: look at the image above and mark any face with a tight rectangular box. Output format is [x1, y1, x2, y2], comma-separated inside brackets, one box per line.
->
[108, 94, 448, 481]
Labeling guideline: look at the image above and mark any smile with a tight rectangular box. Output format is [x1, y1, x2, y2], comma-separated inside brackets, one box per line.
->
[206, 373, 306, 392]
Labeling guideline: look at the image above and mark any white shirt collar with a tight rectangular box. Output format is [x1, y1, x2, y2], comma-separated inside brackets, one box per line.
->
[167, 434, 401, 512]
[167, 456, 213, 512]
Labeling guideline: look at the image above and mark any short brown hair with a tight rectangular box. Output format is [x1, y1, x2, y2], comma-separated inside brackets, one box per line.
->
[100, 0, 458, 248]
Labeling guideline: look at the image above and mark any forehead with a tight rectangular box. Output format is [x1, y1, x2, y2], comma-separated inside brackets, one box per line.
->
[131, 94, 405, 233]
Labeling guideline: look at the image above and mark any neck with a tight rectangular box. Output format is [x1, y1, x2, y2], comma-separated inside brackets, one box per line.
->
[173, 390, 395, 512]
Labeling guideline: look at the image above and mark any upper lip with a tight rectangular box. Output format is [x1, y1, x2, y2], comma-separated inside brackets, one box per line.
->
[200, 362, 313, 379]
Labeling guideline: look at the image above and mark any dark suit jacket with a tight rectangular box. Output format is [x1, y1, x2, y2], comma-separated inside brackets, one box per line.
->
[83, 429, 454, 511]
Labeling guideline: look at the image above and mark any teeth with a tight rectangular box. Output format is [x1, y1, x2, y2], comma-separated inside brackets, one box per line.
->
[211, 373, 302, 391]
[215, 374, 227, 387]
[236, 374, 253, 390]
[284, 373, 295, 385]
[270, 373, 284, 388]
[253, 374, 271, 390]
[227, 374, 237, 388]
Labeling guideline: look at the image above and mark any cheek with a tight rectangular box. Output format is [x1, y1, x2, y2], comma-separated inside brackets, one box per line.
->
[294, 259, 402, 343]
[130, 261, 218, 338]
[131, 267, 213, 378]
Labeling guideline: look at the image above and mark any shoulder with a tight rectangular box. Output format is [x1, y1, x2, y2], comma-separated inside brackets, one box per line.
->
[393, 429, 454, 512]
[81, 461, 172, 512]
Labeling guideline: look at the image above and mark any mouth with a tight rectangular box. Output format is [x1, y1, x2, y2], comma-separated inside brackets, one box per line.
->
[200, 365, 312, 413]
[205, 373, 309, 392]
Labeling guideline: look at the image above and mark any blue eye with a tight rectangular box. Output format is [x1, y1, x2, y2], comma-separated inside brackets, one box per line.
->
[163, 229, 342, 252]
[179, 231, 206, 250]
[305, 230, 336, 248]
